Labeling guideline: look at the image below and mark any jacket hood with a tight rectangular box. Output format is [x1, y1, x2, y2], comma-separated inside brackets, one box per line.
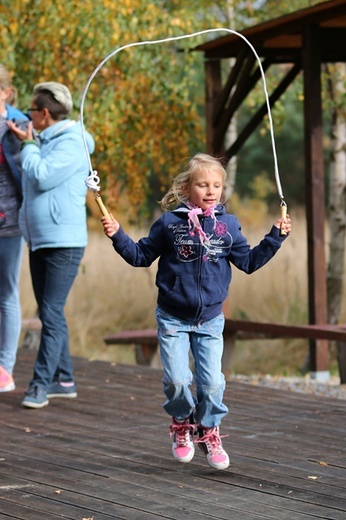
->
[173, 203, 226, 215]
[39, 119, 95, 153]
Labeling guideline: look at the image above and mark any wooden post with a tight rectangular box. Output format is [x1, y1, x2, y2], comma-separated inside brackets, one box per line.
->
[205, 58, 223, 156]
[303, 24, 329, 381]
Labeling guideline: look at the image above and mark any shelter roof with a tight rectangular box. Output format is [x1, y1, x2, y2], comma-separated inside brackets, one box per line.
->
[195, 0, 346, 63]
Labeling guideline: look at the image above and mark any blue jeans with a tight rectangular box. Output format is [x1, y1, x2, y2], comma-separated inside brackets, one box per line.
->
[29, 247, 84, 389]
[155, 306, 228, 428]
[0, 236, 24, 373]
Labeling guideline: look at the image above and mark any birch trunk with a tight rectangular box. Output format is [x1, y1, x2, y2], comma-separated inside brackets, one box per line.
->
[326, 63, 346, 383]
[224, 0, 237, 199]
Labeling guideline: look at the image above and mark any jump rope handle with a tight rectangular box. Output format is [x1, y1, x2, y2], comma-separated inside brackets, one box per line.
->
[95, 193, 111, 220]
[280, 203, 288, 236]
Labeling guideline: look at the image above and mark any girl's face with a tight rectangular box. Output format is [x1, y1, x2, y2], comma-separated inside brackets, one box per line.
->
[0, 86, 11, 113]
[186, 168, 224, 210]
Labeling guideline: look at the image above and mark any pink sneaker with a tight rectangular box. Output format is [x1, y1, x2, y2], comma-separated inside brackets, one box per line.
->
[196, 426, 229, 470]
[170, 417, 195, 463]
[0, 365, 15, 392]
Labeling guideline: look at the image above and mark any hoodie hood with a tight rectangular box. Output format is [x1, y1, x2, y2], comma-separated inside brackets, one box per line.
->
[173, 203, 226, 216]
[39, 119, 95, 154]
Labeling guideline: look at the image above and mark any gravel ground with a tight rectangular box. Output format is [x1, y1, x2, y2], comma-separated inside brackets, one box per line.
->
[230, 374, 346, 400]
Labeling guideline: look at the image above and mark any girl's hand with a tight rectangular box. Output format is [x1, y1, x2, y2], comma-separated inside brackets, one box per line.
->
[101, 213, 120, 237]
[6, 120, 33, 141]
[275, 213, 291, 235]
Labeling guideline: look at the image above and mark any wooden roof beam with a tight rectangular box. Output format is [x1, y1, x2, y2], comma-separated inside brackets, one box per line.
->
[224, 62, 301, 162]
[213, 52, 255, 129]
[212, 47, 249, 126]
[212, 57, 273, 150]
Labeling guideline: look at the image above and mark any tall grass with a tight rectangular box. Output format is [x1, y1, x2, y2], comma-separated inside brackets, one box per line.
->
[19, 205, 344, 375]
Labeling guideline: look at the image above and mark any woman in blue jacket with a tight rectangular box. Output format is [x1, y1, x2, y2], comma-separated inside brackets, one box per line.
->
[0, 64, 30, 392]
[102, 153, 291, 470]
[8, 81, 94, 408]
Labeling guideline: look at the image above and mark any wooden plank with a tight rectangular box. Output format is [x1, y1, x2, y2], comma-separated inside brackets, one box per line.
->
[0, 499, 69, 520]
[2, 434, 345, 519]
[104, 328, 157, 345]
[104, 320, 346, 345]
[2, 458, 344, 520]
[223, 319, 346, 342]
[1, 349, 345, 520]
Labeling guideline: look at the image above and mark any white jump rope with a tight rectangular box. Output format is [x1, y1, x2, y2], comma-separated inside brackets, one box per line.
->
[80, 29, 287, 229]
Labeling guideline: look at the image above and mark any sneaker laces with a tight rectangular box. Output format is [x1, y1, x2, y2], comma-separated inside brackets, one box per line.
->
[195, 427, 228, 454]
[26, 384, 40, 397]
[170, 420, 195, 447]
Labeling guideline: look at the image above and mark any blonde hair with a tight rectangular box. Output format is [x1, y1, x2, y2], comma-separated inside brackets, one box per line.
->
[160, 153, 227, 211]
[0, 64, 17, 106]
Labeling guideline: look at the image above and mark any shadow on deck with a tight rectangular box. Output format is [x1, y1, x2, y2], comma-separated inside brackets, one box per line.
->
[0, 348, 345, 520]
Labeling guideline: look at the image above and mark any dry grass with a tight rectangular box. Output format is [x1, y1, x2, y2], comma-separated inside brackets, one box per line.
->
[19, 206, 344, 375]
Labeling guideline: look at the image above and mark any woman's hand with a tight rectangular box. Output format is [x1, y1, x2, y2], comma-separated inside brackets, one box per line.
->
[6, 120, 33, 141]
[101, 213, 120, 237]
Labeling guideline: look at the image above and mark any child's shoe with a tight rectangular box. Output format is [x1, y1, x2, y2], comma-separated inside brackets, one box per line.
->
[196, 426, 229, 470]
[0, 365, 15, 392]
[170, 416, 195, 463]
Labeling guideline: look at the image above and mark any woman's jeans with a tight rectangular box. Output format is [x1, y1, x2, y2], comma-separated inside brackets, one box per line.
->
[29, 247, 84, 389]
[156, 306, 228, 428]
[0, 236, 24, 374]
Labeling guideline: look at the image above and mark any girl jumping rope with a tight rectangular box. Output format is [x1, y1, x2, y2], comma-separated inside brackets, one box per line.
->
[101, 153, 291, 470]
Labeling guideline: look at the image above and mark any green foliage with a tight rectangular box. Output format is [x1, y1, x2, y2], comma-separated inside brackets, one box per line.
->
[256, 0, 324, 18]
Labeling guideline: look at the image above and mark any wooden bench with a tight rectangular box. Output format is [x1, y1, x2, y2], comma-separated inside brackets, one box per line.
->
[104, 319, 346, 372]
[105, 328, 159, 366]
[21, 318, 42, 331]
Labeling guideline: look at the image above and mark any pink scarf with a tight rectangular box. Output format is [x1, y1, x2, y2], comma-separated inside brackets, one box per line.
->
[187, 203, 217, 249]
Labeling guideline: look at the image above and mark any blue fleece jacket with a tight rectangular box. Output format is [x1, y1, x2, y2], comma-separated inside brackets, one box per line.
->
[111, 203, 287, 323]
[19, 119, 94, 251]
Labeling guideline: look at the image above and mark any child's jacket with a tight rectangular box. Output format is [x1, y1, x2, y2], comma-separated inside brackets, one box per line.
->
[111, 204, 287, 323]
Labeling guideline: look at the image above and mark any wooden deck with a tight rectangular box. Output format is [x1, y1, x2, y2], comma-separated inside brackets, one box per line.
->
[1, 348, 345, 520]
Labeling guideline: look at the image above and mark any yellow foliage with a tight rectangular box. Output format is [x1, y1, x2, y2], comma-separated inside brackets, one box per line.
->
[1, 0, 216, 215]
[9, 22, 19, 35]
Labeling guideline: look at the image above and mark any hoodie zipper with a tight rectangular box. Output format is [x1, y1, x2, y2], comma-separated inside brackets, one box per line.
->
[194, 215, 206, 321]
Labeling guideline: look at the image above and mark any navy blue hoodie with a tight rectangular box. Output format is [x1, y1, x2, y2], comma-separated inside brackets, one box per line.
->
[111, 203, 287, 323]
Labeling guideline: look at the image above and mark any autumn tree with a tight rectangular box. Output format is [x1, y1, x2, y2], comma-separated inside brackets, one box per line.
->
[0, 0, 225, 216]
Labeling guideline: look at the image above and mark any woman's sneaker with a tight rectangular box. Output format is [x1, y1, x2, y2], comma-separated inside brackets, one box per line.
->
[170, 416, 195, 463]
[0, 365, 15, 392]
[22, 385, 49, 409]
[47, 381, 77, 398]
[196, 426, 229, 470]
